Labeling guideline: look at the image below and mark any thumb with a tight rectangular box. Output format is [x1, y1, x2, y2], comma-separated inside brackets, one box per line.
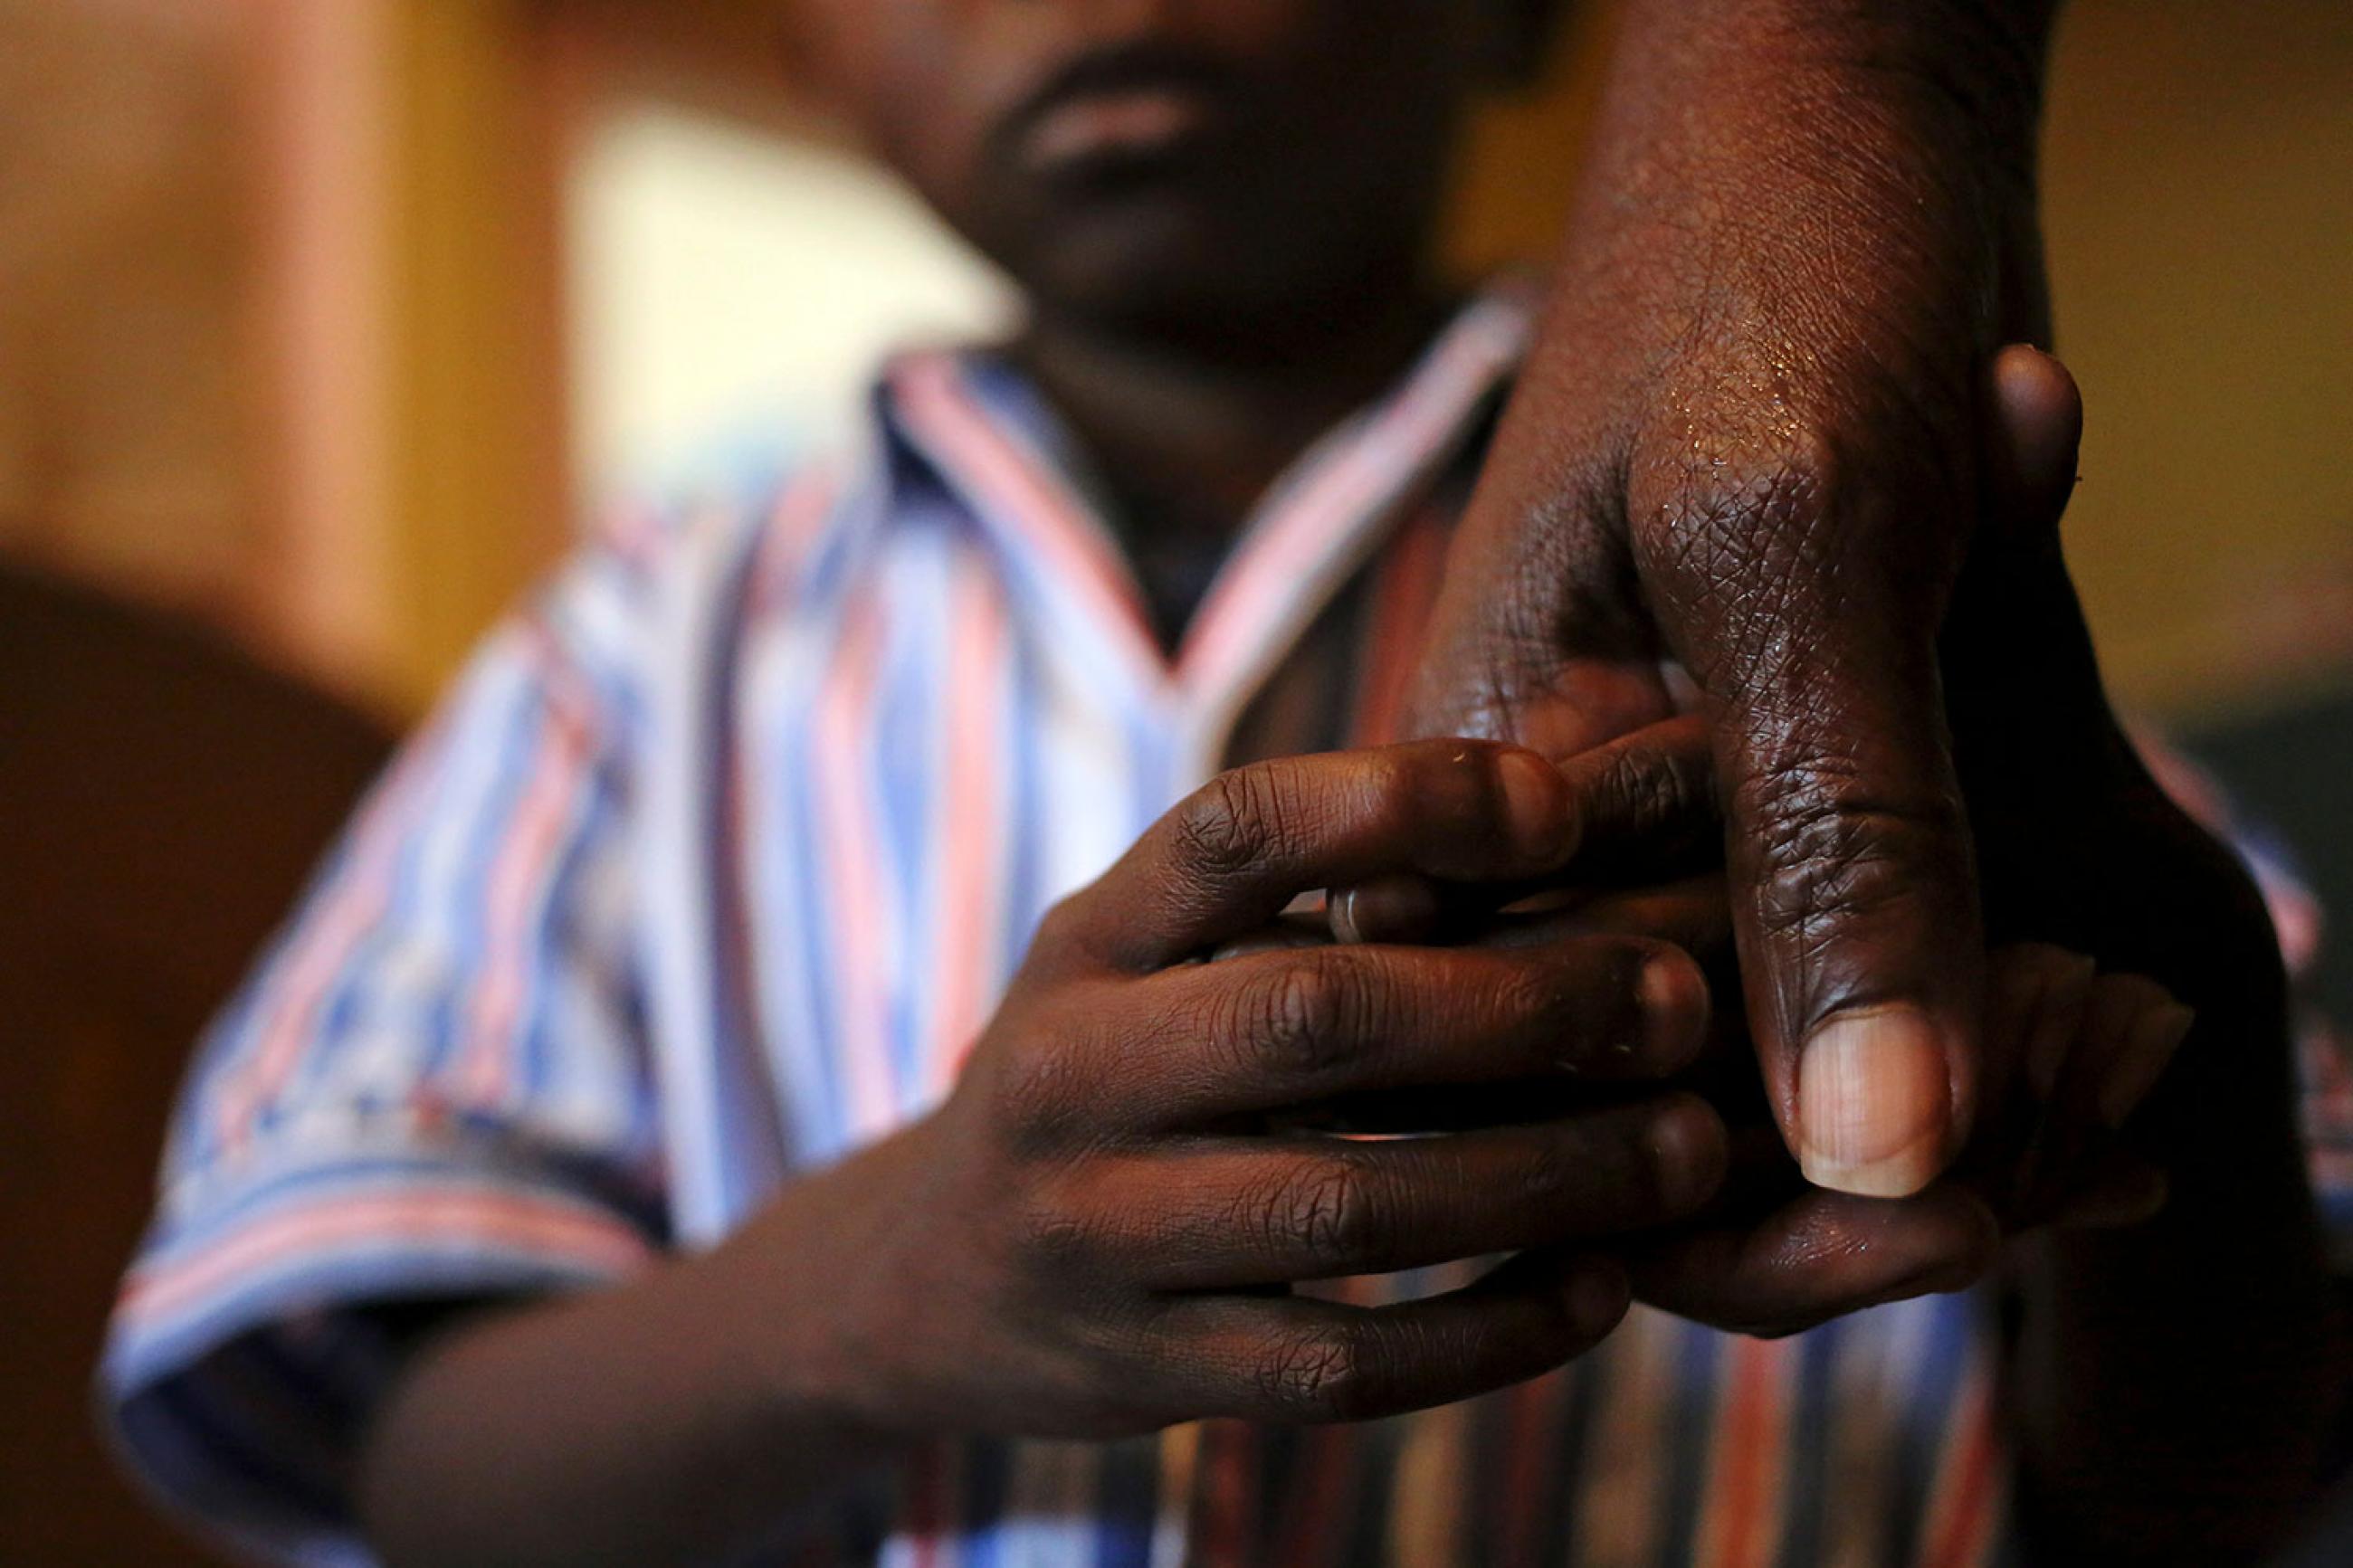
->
[1983, 345, 2084, 540]
[1713, 586, 1982, 1199]
[1665, 415, 2005, 1198]
[1731, 347, 2086, 1199]
[1948, 346, 2097, 727]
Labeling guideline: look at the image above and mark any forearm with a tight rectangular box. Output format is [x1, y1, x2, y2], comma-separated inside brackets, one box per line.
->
[1567, 0, 2062, 325]
[1608, 0, 2061, 100]
[356, 1131, 931, 1568]
[2014, 959, 2344, 1562]
[1476, 0, 2065, 532]
[1432, 0, 2068, 719]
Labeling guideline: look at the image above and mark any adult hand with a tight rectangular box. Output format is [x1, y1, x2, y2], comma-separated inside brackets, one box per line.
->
[1405, 344, 2272, 1347]
[1942, 352, 2331, 1563]
[1415, 0, 2062, 1197]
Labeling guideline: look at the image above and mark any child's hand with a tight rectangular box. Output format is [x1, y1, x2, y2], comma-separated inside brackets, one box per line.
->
[764, 739, 1730, 1440]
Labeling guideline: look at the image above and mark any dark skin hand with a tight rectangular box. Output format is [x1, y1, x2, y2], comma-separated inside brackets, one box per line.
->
[1403, 345, 2342, 1557]
[357, 739, 1737, 1567]
[1319, 723, 2199, 1344]
[1415, 0, 2069, 1199]
[1409, 5, 2342, 1539]
[1344, 342, 2337, 1555]
[1943, 352, 2339, 1561]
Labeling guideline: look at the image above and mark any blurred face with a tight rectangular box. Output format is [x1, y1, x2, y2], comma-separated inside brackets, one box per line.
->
[785, 0, 1531, 347]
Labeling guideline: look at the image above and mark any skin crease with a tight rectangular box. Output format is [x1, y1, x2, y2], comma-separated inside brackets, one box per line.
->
[1409, 1, 2071, 1194]
[347, 4, 2341, 1565]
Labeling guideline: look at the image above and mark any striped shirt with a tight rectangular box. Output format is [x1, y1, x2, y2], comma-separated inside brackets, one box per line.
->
[102, 290, 2351, 1568]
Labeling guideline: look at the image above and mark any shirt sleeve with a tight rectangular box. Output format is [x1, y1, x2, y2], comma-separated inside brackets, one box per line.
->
[99, 525, 673, 1566]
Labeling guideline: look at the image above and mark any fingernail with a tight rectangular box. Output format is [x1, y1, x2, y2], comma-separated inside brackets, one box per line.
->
[1562, 1259, 1631, 1335]
[1796, 1006, 1953, 1198]
[1329, 888, 1365, 946]
[1496, 748, 1569, 861]
[1647, 1094, 1729, 1213]
[2097, 1000, 2195, 1128]
[1328, 874, 1444, 946]
[1637, 954, 1709, 1069]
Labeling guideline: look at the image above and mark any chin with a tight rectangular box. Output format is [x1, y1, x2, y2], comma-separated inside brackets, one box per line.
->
[1034, 260, 1247, 339]
[1023, 227, 1352, 353]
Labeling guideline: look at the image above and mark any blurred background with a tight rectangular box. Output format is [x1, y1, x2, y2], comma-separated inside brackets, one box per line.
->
[1, 0, 2348, 1560]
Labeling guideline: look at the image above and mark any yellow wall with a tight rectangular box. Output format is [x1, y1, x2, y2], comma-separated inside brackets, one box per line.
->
[382, 0, 571, 713]
[2039, 0, 2353, 722]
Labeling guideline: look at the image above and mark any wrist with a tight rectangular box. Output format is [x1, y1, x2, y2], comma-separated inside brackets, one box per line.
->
[706, 1118, 956, 1451]
[1608, 0, 2053, 178]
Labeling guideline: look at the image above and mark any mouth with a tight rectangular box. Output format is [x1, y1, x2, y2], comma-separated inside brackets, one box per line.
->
[997, 42, 1243, 185]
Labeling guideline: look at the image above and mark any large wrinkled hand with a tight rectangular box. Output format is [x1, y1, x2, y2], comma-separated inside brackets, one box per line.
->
[1415, 2, 2061, 1197]
[1409, 337, 2283, 1335]
[1327, 717, 2205, 1340]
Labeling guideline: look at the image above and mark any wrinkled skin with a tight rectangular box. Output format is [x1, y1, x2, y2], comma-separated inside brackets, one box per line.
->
[1616, 356, 2290, 1337]
[1415, 1, 2068, 1199]
[1409, 8, 2340, 1518]
[1329, 353, 2272, 1341]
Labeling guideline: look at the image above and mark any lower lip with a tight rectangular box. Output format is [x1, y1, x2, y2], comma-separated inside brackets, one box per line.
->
[1021, 89, 1214, 173]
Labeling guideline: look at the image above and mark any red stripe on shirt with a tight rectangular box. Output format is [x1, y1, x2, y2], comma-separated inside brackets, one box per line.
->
[1697, 1335, 1794, 1568]
[933, 556, 1011, 1095]
[451, 628, 602, 1108]
[895, 356, 1167, 694]
[119, 1187, 651, 1329]
[1917, 1361, 2004, 1568]
[210, 720, 457, 1155]
[814, 584, 900, 1136]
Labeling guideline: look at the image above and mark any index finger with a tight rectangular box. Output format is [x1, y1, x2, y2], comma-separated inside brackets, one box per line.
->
[1069, 739, 1584, 972]
[1329, 715, 1722, 946]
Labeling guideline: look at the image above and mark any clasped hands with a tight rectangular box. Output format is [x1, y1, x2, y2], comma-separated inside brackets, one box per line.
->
[809, 350, 2243, 1440]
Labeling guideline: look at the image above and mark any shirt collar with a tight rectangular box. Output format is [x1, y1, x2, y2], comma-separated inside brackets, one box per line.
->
[853, 282, 1535, 751]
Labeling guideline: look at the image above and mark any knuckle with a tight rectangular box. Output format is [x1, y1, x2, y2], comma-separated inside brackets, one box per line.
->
[1252, 1152, 1383, 1265]
[1008, 1178, 1106, 1275]
[1224, 955, 1357, 1079]
[987, 1022, 1093, 1151]
[1597, 740, 1699, 846]
[1254, 1324, 1378, 1422]
[1735, 765, 1963, 938]
[1484, 960, 1573, 1050]
[1516, 1125, 1606, 1211]
[1030, 891, 1092, 960]
[1170, 766, 1284, 884]
[1640, 425, 1844, 583]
